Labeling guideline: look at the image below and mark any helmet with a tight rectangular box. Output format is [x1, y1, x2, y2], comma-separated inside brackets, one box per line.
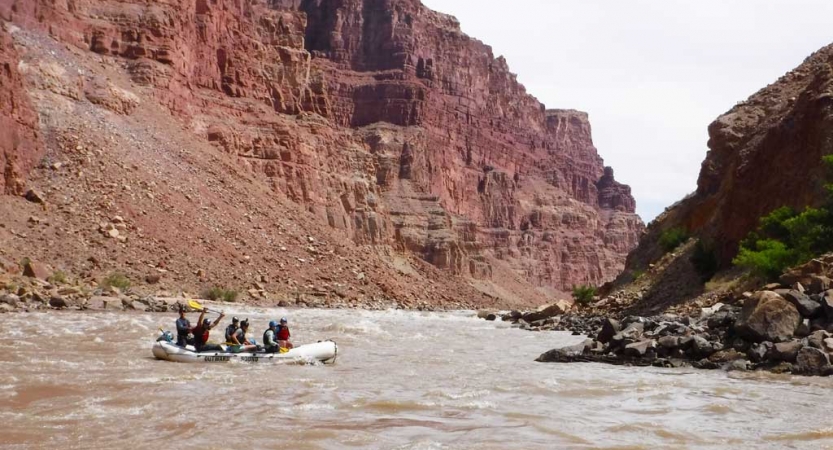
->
[269, 321, 278, 328]
[232, 316, 239, 323]
[203, 319, 211, 327]
[280, 317, 288, 323]
[241, 319, 249, 328]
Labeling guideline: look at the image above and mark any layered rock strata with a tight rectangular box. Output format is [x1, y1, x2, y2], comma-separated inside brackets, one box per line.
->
[0, 24, 41, 195]
[0, 0, 642, 302]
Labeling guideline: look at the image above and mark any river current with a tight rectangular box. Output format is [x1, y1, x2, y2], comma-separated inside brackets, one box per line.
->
[1, 307, 831, 449]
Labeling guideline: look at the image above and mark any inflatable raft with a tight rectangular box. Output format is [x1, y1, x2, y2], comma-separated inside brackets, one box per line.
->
[152, 340, 338, 364]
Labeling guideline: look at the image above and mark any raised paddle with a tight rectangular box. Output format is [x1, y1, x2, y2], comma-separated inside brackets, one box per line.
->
[188, 299, 222, 314]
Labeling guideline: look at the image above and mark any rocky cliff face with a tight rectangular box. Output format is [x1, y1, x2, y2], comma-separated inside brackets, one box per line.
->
[625, 44, 833, 272]
[0, 0, 642, 303]
[0, 24, 41, 195]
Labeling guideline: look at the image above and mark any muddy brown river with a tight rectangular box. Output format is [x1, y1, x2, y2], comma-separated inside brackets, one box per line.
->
[1, 307, 831, 449]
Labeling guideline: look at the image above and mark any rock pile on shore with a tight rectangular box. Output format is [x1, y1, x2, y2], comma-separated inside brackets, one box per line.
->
[531, 282, 833, 376]
[478, 257, 833, 377]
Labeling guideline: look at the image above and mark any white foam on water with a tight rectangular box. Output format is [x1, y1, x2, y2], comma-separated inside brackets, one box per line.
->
[278, 402, 336, 414]
[439, 389, 491, 400]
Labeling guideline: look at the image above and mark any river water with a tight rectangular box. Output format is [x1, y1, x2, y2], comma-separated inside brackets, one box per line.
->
[1, 307, 831, 449]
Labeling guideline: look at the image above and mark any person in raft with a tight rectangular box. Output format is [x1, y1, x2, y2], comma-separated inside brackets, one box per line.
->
[192, 309, 225, 352]
[228, 319, 258, 353]
[263, 321, 281, 353]
[175, 306, 194, 347]
[277, 317, 293, 349]
[224, 316, 240, 343]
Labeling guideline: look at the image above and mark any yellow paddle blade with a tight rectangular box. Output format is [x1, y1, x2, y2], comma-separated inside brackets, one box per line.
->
[279, 347, 290, 354]
[188, 299, 204, 311]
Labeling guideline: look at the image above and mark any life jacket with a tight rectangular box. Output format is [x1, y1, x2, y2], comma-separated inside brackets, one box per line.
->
[193, 325, 209, 347]
[263, 329, 277, 348]
[234, 328, 247, 344]
[225, 324, 237, 341]
[277, 325, 290, 341]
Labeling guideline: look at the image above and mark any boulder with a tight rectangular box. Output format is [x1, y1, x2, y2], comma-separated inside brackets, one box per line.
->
[734, 291, 801, 342]
[610, 322, 644, 348]
[658, 336, 680, 349]
[823, 291, 833, 319]
[707, 311, 737, 329]
[709, 349, 745, 363]
[783, 291, 822, 318]
[48, 296, 68, 309]
[502, 310, 522, 322]
[0, 293, 20, 306]
[596, 318, 621, 344]
[809, 275, 832, 295]
[86, 296, 124, 311]
[0, 303, 15, 313]
[747, 342, 773, 363]
[477, 310, 495, 320]
[770, 341, 803, 363]
[796, 347, 831, 375]
[522, 300, 572, 323]
[130, 301, 147, 312]
[24, 189, 45, 204]
[624, 340, 657, 358]
[796, 319, 811, 337]
[691, 335, 718, 358]
[22, 261, 53, 281]
[726, 359, 752, 371]
[807, 330, 831, 349]
[536, 339, 593, 362]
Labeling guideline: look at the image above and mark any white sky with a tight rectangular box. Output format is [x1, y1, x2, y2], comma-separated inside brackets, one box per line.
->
[421, 0, 833, 221]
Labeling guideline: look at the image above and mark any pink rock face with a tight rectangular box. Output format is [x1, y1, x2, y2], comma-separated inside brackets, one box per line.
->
[3, 0, 643, 295]
[0, 25, 41, 195]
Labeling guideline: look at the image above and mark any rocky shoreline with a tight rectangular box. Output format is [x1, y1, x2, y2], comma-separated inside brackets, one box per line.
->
[0, 261, 461, 315]
[480, 266, 833, 377]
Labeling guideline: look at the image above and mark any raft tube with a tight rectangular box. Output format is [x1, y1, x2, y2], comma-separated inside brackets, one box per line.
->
[152, 340, 337, 364]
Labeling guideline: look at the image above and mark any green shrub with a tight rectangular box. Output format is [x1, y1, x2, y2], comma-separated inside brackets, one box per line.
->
[631, 270, 646, 280]
[659, 227, 689, 253]
[101, 273, 131, 290]
[691, 240, 719, 280]
[733, 239, 800, 280]
[202, 286, 239, 303]
[572, 285, 597, 306]
[48, 270, 68, 285]
[733, 156, 833, 280]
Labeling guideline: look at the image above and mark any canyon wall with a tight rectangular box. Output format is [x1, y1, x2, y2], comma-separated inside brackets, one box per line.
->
[0, 0, 642, 299]
[625, 44, 833, 272]
[0, 23, 41, 195]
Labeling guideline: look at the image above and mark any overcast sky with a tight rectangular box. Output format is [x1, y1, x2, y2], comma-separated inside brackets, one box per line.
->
[421, 0, 833, 222]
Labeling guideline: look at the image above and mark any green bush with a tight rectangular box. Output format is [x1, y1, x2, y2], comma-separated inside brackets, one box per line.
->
[733, 239, 800, 280]
[691, 240, 719, 280]
[202, 286, 239, 303]
[101, 273, 131, 290]
[572, 285, 597, 306]
[659, 227, 689, 253]
[48, 270, 68, 285]
[733, 156, 833, 280]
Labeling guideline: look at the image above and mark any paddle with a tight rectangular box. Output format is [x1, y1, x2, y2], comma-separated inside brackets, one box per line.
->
[188, 299, 222, 314]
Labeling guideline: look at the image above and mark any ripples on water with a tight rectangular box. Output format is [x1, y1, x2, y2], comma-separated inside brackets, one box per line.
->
[1, 308, 831, 449]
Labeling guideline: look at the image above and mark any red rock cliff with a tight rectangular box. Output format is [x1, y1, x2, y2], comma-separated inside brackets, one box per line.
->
[1, 0, 643, 300]
[625, 44, 833, 272]
[0, 23, 41, 195]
